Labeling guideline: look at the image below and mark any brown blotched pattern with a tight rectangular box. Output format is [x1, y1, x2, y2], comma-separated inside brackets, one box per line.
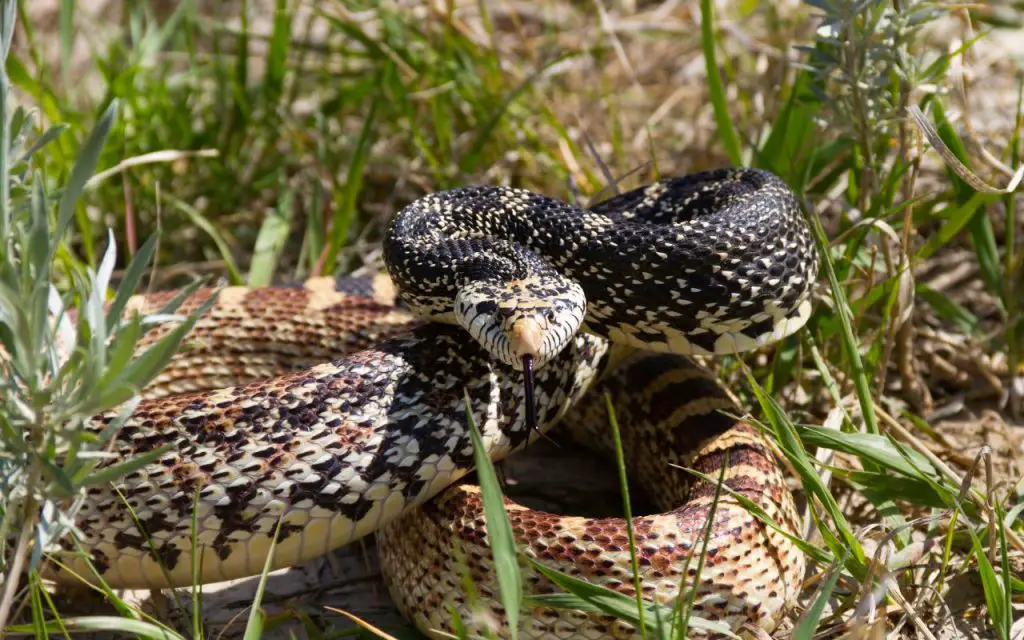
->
[51, 285, 608, 588]
[125, 284, 417, 398]
[378, 353, 804, 639]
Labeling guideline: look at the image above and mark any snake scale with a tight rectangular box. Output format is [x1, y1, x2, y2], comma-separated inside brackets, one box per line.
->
[49, 168, 818, 638]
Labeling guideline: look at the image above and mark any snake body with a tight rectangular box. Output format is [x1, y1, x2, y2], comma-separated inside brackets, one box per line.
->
[50, 168, 817, 638]
[385, 169, 816, 364]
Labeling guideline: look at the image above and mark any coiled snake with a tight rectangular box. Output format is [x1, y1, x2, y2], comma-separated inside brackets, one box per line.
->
[52, 168, 818, 638]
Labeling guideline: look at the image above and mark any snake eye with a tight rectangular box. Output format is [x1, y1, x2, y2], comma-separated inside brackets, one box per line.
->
[546, 310, 557, 323]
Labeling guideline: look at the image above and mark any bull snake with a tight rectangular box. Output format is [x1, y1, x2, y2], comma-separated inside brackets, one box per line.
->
[49, 168, 817, 638]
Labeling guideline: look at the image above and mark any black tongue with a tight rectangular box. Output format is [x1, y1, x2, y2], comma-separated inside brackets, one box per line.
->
[522, 354, 539, 439]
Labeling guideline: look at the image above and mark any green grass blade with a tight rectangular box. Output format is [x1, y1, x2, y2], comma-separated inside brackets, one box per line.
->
[915, 190, 997, 262]
[792, 552, 849, 640]
[105, 233, 160, 334]
[459, 55, 572, 174]
[80, 444, 174, 488]
[744, 374, 867, 571]
[603, 393, 647, 639]
[17, 123, 67, 165]
[87, 288, 219, 414]
[464, 391, 522, 639]
[190, 488, 204, 640]
[673, 450, 727, 638]
[54, 99, 117, 252]
[1004, 502, 1024, 530]
[135, 0, 194, 65]
[263, 0, 292, 105]
[840, 470, 954, 510]
[4, 616, 187, 640]
[916, 284, 980, 334]
[966, 525, 1010, 640]
[525, 562, 656, 635]
[248, 179, 294, 286]
[756, 64, 821, 174]
[806, 207, 880, 437]
[167, 195, 242, 284]
[451, 542, 494, 640]
[150, 279, 206, 318]
[0, 43, 9, 240]
[116, 292, 218, 382]
[699, 0, 741, 166]
[996, 504, 1013, 635]
[447, 603, 470, 640]
[526, 561, 736, 640]
[242, 515, 286, 640]
[30, 574, 62, 637]
[322, 89, 378, 274]
[302, 180, 326, 274]
[232, 0, 251, 123]
[58, 0, 74, 79]
[0, 0, 14, 58]
[794, 425, 939, 479]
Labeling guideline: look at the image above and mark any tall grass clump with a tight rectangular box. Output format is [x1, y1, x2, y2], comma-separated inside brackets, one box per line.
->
[731, 0, 1021, 635]
[788, 0, 1023, 419]
[11, 1, 576, 285]
[631, 0, 1024, 636]
[0, 4, 210, 635]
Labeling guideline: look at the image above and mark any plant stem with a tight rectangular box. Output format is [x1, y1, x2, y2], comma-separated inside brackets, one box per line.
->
[0, 32, 8, 245]
[0, 494, 36, 632]
[1005, 78, 1023, 418]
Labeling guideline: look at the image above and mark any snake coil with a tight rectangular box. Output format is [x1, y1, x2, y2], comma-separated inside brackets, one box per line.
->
[50, 168, 816, 639]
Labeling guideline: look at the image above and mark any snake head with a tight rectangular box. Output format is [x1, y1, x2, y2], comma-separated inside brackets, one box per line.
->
[454, 273, 586, 372]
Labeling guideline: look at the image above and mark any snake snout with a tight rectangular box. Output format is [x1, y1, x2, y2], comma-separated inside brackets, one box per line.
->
[509, 317, 544, 359]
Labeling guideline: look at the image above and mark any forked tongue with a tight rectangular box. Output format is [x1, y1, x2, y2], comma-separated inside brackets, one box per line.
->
[520, 354, 558, 448]
[522, 354, 538, 437]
